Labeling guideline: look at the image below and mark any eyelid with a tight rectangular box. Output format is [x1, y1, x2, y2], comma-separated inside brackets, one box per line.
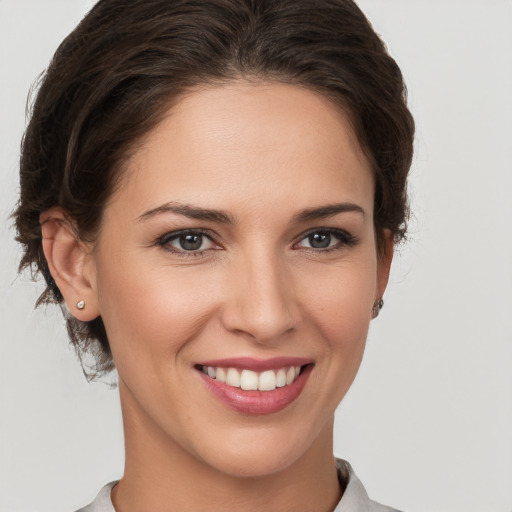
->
[293, 227, 358, 250]
[156, 228, 222, 255]
[153, 227, 357, 256]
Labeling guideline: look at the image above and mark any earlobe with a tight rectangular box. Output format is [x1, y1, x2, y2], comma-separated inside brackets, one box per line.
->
[40, 207, 99, 321]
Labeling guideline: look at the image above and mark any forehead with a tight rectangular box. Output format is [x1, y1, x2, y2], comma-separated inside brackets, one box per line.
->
[111, 81, 374, 218]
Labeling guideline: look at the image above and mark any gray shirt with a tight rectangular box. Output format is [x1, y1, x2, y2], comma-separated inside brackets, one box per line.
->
[76, 459, 402, 512]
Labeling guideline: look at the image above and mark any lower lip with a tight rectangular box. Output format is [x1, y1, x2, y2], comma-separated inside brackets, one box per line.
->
[198, 365, 313, 415]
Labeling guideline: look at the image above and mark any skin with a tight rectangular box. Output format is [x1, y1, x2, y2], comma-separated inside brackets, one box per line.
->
[41, 82, 393, 512]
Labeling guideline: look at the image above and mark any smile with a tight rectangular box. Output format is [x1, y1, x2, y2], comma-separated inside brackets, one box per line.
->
[199, 365, 302, 391]
[195, 357, 313, 415]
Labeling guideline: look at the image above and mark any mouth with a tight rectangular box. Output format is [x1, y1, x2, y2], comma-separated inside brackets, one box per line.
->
[197, 364, 303, 391]
[194, 357, 313, 415]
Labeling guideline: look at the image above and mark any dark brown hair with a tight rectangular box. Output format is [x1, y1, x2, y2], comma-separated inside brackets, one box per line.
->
[14, 0, 415, 378]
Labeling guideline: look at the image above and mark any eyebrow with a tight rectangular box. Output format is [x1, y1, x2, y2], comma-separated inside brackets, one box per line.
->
[137, 201, 364, 224]
[137, 202, 235, 224]
[291, 203, 365, 223]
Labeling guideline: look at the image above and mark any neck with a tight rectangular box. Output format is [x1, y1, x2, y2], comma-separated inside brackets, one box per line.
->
[112, 384, 341, 512]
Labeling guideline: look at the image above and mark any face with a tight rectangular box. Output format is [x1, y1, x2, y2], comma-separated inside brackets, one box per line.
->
[87, 82, 391, 477]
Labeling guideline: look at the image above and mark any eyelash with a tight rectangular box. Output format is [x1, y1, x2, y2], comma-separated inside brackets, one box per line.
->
[155, 228, 358, 258]
[156, 229, 218, 258]
[294, 228, 358, 253]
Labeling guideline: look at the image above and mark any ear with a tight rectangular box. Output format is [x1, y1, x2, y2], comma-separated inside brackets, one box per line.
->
[375, 229, 394, 302]
[40, 207, 99, 321]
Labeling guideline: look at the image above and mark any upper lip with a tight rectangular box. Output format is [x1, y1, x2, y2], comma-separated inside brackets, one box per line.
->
[195, 356, 313, 372]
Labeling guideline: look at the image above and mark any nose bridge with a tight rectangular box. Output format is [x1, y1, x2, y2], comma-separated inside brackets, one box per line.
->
[223, 244, 298, 343]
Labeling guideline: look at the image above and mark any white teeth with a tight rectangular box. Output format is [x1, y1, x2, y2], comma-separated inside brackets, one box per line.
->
[226, 368, 241, 388]
[202, 364, 306, 391]
[258, 370, 277, 391]
[276, 368, 287, 388]
[216, 367, 226, 383]
[240, 369, 259, 390]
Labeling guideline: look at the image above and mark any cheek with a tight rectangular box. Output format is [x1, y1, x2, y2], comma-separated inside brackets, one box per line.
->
[94, 251, 217, 368]
[304, 264, 375, 407]
[301, 257, 376, 396]
[306, 259, 376, 339]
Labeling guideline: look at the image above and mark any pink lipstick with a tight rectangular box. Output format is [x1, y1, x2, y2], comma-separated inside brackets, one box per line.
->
[195, 357, 313, 415]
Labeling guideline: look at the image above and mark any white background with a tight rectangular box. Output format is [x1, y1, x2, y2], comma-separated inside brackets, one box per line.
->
[1, 1, 511, 511]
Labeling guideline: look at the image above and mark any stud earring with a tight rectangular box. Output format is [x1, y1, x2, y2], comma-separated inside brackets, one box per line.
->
[76, 300, 85, 310]
[371, 298, 384, 318]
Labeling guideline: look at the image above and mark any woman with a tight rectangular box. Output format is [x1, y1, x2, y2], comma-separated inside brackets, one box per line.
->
[14, 0, 414, 510]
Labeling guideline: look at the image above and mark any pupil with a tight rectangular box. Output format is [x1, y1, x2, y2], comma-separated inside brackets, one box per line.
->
[180, 234, 203, 251]
[309, 232, 331, 249]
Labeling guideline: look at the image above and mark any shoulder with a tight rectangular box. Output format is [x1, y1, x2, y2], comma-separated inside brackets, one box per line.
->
[335, 459, 404, 512]
[74, 481, 118, 512]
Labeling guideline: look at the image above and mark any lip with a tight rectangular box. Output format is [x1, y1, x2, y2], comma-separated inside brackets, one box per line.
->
[196, 356, 312, 372]
[196, 359, 314, 415]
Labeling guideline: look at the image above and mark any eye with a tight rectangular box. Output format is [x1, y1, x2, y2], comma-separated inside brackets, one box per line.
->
[158, 230, 218, 254]
[295, 229, 357, 251]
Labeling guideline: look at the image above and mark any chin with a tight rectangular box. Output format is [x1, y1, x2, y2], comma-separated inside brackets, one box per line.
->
[204, 443, 305, 479]
[192, 418, 331, 479]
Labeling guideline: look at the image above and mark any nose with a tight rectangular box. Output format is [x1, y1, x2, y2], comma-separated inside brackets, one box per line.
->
[220, 249, 299, 344]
